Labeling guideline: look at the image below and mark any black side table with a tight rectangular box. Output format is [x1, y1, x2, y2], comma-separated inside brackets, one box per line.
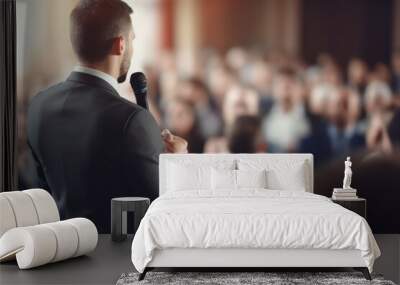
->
[111, 197, 150, 242]
[331, 197, 367, 219]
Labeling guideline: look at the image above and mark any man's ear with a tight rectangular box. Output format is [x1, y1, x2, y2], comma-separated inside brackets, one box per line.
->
[110, 36, 124, 56]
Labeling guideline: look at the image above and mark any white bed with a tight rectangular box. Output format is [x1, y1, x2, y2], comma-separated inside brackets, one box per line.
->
[131, 154, 380, 280]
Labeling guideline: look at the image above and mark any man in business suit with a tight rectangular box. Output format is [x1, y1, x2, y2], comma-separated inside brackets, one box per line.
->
[27, 0, 186, 233]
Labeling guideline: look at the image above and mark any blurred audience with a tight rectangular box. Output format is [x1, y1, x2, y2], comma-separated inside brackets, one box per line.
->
[228, 115, 266, 153]
[103, 49, 400, 166]
[262, 67, 310, 152]
[223, 84, 259, 131]
[364, 81, 393, 118]
[300, 88, 361, 163]
[391, 49, 400, 94]
[176, 77, 222, 137]
[347, 58, 368, 95]
[164, 98, 205, 153]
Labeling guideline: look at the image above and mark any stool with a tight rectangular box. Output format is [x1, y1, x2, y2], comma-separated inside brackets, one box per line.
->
[111, 197, 150, 242]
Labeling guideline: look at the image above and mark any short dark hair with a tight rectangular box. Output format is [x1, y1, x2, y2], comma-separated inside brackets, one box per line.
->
[228, 115, 262, 153]
[70, 0, 133, 63]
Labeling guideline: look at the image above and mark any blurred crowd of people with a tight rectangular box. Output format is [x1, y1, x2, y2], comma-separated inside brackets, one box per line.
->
[129, 48, 400, 166]
[19, 46, 400, 168]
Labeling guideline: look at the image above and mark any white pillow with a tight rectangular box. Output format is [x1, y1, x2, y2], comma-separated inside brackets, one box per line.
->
[238, 159, 307, 191]
[236, 169, 267, 189]
[166, 159, 236, 192]
[267, 167, 306, 191]
[167, 162, 211, 191]
[211, 168, 236, 190]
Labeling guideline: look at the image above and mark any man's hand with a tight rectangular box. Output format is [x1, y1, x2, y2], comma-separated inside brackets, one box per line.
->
[161, 129, 188, 153]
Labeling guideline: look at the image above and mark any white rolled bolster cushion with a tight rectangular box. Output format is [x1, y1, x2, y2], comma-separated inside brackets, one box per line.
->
[1, 191, 40, 228]
[23, 188, 60, 224]
[0, 189, 97, 269]
[0, 195, 17, 237]
[0, 189, 60, 237]
[0, 218, 98, 269]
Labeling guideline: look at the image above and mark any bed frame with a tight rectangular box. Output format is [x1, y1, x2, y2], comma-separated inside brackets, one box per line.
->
[139, 154, 371, 280]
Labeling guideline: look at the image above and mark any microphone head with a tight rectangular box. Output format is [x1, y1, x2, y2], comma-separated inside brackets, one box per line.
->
[130, 72, 147, 96]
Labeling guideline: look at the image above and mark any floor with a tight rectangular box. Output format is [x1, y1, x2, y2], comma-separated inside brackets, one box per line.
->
[0, 235, 399, 285]
[0, 235, 134, 285]
[374, 235, 400, 283]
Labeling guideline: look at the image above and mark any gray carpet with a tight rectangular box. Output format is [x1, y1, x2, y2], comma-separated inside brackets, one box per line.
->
[117, 272, 396, 285]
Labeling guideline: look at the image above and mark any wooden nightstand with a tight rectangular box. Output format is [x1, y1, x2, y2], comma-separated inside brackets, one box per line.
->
[331, 198, 367, 219]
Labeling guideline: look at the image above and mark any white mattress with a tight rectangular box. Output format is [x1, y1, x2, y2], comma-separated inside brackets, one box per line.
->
[131, 190, 380, 273]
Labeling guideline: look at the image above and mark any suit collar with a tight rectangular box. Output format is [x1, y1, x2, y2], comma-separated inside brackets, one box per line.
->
[67, 71, 120, 97]
[73, 66, 119, 91]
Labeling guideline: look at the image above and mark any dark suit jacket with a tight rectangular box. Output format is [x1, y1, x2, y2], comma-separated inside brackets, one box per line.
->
[27, 72, 164, 233]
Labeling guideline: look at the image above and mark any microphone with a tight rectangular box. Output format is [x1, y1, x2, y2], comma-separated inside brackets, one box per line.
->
[130, 72, 149, 110]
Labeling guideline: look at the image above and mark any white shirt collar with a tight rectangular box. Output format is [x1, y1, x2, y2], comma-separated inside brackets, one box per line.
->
[74, 66, 119, 93]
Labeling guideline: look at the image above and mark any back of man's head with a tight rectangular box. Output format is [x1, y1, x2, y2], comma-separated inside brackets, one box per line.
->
[70, 0, 133, 64]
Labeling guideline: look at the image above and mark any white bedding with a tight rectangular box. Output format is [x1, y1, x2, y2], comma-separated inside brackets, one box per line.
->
[131, 190, 380, 273]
